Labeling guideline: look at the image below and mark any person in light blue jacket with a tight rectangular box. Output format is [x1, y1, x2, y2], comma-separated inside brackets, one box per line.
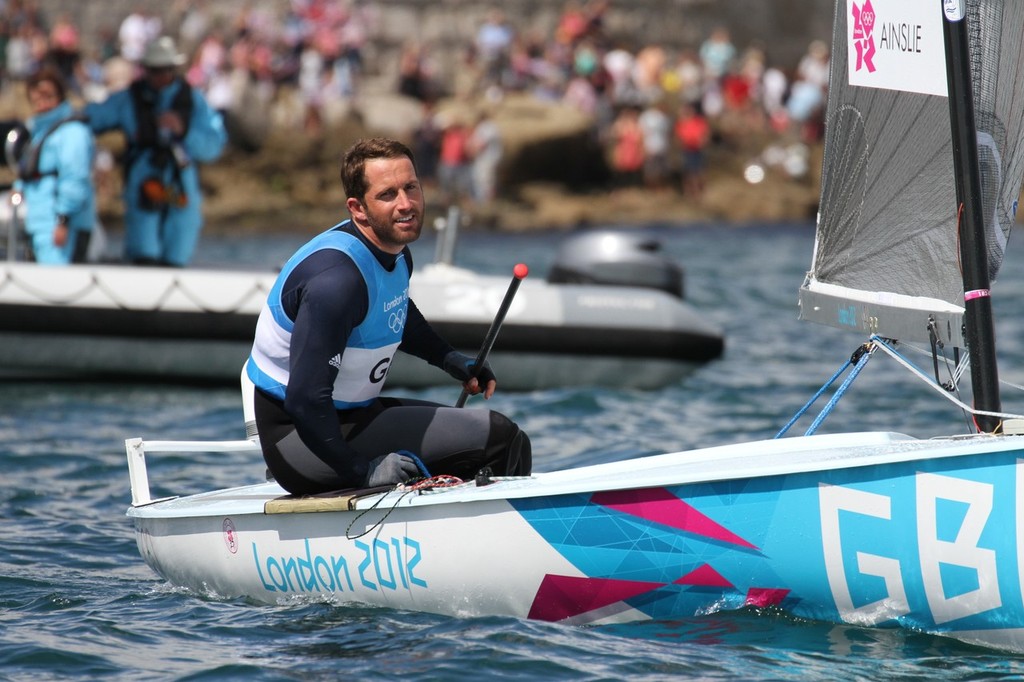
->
[15, 66, 96, 265]
[84, 36, 227, 267]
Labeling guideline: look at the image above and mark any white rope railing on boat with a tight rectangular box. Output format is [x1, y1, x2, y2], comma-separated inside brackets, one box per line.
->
[0, 267, 272, 313]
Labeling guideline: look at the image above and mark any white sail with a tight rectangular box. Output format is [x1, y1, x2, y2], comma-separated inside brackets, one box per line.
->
[799, 0, 1024, 346]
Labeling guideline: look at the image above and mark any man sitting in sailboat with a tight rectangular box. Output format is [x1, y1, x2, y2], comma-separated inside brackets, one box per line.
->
[246, 137, 532, 495]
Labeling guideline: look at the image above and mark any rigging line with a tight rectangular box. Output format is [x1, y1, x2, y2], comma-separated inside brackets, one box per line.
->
[894, 339, 1023, 394]
[953, 350, 969, 384]
[869, 335, 1024, 421]
[927, 316, 972, 430]
[803, 343, 875, 436]
[774, 354, 855, 439]
[345, 487, 416, 540]
[927, 317, 944, 385]
[344, 475, 466, 540]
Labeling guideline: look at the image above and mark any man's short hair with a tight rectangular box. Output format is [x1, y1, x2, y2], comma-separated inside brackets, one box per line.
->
[341, 138, 416, 200]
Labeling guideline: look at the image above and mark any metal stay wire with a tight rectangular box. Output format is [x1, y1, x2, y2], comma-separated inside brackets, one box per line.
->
[776, 334, 1024, 439]
[868, 335, 1024, 422]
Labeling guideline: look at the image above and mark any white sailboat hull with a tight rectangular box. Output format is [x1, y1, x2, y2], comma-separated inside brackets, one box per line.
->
[127, 430, 1024, 649]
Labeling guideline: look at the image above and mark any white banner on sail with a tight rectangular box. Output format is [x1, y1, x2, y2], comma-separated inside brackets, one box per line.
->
[846, 0, 947, 97]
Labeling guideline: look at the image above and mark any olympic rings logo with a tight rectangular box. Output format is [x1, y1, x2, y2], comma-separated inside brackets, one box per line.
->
[389, 308, 407, 334]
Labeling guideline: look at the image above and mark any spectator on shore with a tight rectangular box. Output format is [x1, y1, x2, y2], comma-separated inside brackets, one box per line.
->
[638, 98, 671, 189]
[185, 27, 226, 91]
[118, 5, 160, 64]
[83, 35, 226, 267]
[15, 66, 96, 264]
[468, 108, 503, 204]
[609, 105, 644, 188]
[336, 1, 372, 97]
[761, 61, 789, 132]
[411, 99, 442, 187]
[6, 22, 40, 82]
[436, 113, 474, 207]
[397, 40, 440, 102]
[632, 43, 666, 103]
[45, 12, 79, 91]
[297, 38, 326, 135]
[602, 40, 636, 105]
[475, 7, 514, 92]
[675, 101, 711, 201]
[555, 1, 588, 47]
[174, 0, 213, 57]
[796, 39, 829, 92]
[563, 60, 599, 116]
[699, 26, 736, 82]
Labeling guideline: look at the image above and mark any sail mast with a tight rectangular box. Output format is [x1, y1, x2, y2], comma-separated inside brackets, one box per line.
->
[941, 0, 1001, 433]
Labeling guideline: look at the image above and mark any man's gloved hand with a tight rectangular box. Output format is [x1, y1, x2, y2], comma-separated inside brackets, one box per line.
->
[366, 452, 420, 487]
[443, 351, 497, 393]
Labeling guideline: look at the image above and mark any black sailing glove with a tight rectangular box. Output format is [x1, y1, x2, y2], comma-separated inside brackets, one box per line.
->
[442, 350, 497, 388]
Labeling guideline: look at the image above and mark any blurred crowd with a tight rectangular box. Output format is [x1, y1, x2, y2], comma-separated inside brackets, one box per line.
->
[402, 2, 830, 205]
[0, 0, 830, 210]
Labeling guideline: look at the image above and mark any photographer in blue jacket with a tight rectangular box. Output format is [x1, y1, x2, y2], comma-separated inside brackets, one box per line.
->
[84, 36, 226, 267]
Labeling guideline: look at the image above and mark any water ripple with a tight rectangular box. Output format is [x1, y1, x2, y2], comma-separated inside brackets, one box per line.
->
[6, 227, 1024, 679]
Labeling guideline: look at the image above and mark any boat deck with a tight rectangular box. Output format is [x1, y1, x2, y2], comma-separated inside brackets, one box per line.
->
[127, 431, 1024, 520]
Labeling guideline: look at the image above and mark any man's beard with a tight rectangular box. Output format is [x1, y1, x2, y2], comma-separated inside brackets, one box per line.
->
[364, 206, 422, 249]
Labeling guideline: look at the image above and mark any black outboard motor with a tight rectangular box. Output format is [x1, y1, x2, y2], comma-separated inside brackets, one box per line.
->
[547, 230, 685, 299]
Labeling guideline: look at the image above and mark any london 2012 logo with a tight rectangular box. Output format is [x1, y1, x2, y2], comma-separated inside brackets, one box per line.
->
[852, 0, 876, 72]
[847, 0, 944, 97]
[223, 517, 238, 554]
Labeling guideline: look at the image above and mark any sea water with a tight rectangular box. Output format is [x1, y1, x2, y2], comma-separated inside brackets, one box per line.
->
[4, 223, 1024, 680]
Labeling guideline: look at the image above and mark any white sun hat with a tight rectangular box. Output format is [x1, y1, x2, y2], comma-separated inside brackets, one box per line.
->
[140, 36, 186, 68]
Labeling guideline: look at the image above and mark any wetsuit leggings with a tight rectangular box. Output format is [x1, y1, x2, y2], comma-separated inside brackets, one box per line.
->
[254, 389, 532, 495]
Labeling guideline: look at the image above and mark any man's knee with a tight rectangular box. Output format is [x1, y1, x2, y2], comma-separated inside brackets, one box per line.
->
[488, 411, 532, 476]
[508, 427, 532, 476]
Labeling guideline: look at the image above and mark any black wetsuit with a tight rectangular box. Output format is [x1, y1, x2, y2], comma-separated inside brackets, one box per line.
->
[253, 223, 531, 494]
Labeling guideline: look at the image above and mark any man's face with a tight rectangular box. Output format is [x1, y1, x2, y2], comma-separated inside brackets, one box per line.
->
[145, 66, 176, 90]
[348, 156, 424, 254]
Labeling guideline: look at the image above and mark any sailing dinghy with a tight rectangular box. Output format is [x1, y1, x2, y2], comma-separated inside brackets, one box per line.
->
[125, 0, 1024, 652]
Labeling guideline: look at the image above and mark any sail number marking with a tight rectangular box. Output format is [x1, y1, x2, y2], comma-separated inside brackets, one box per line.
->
[820, 468, 1009, 626]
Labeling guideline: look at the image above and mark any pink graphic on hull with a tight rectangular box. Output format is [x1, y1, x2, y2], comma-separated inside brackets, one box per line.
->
[746, 587, 791, 608]
[852, 0, 877, 73]
[591, 487, 757, 549]
[527, 575, 665, 621]
[675, 563, 733, 588]
[528, 570, 792, 622]
[524, 489, 795, 623]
